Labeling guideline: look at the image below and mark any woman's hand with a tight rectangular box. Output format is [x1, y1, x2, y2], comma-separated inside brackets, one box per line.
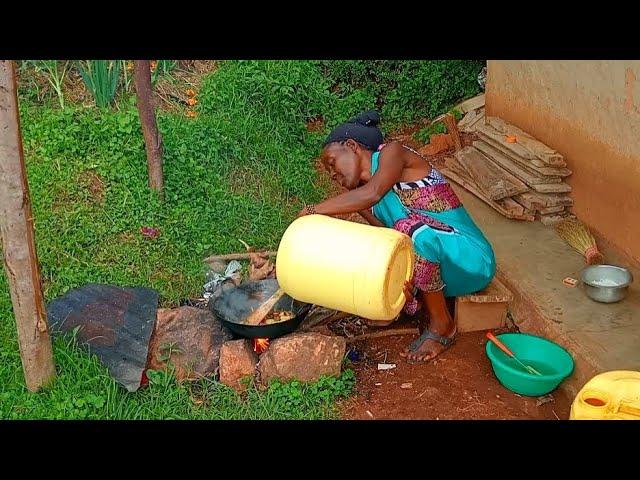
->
[296, 206, 310, 218]
[402, 280, 421, 316]
[402, 281, 415, 303]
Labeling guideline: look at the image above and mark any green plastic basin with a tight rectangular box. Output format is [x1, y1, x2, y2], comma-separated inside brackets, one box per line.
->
[485, 333, 574, 397]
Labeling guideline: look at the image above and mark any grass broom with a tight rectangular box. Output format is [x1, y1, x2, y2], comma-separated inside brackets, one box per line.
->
[554, 218, 604, 265]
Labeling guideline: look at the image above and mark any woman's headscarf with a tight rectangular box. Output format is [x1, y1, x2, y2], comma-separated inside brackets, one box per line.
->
[323, 110, 383, 151]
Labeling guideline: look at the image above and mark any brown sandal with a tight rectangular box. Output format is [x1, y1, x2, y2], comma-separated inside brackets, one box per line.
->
[402, 328, 456, 364]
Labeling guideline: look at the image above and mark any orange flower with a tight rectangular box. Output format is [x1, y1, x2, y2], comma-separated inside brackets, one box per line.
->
[185, 88, 196, 97]
[150, 60, 158, 72]
[187, 97, 198, 106]
[186, 110, 197, 118]
[126, 61, 134, 71]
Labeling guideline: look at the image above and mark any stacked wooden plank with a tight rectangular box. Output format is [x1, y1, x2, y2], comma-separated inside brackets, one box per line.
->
[458, 107, 485, 133]
[442, 116, 574, 225]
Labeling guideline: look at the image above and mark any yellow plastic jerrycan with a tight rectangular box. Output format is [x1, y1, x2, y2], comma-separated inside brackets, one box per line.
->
[276, 215, 415, 322]
[570, 370, 640, 420]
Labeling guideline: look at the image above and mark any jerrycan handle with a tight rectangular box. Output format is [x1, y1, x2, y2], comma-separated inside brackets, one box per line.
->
[618, 401, 640, 418]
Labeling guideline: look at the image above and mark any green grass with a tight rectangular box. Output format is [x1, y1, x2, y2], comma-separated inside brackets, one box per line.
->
[1, 60, 483, 419]
[1, 60, 367, 420]
[0, 328, 355, 419]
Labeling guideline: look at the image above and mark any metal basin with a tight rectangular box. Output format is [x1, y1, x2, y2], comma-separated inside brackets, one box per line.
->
[581, 265, 633, 303]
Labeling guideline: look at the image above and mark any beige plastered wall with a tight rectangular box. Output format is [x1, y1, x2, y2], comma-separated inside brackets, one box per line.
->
[486, 60, 640, 262]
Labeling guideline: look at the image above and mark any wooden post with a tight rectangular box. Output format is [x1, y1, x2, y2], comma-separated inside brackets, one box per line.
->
[443, 113, 463, 152]
[134, 60, 164, 199]
[0, 60, 56, 392]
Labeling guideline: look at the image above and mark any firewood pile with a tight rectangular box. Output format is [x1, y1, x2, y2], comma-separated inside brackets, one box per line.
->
[443, 114, 574, 225]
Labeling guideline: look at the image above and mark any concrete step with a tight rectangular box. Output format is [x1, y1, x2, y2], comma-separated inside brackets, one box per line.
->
[453, 185, 640, 399]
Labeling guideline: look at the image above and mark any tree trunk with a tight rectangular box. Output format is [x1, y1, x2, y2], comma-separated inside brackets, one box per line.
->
[0, 60, 56, 392]
[134, 60, 164, 198]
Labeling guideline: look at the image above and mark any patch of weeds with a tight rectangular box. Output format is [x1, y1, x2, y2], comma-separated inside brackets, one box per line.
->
[413, 108, 465, 144]
[157, 342, 183, 363]
[414, 122, 447, 144]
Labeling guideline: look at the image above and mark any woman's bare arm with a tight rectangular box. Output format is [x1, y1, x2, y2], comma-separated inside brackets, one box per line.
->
[331, 182, 387, 227]
[357, 208, 385, 227]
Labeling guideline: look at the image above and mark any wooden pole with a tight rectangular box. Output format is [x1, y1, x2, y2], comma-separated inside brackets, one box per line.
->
[203, 251, 277, 264]
[0, 60, 56, 392]
[134, 60, 164, 199]
[345, 327, 419, 343]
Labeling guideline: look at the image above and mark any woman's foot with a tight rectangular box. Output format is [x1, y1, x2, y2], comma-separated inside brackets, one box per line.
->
[399, 289, 456, 363]
[399, 326, 456, 363]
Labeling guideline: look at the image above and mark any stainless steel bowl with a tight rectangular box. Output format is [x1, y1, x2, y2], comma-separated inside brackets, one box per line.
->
[581, 265, 633, 303]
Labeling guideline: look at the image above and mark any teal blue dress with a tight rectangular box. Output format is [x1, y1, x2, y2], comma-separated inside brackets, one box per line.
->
[370, 149, 495, 312]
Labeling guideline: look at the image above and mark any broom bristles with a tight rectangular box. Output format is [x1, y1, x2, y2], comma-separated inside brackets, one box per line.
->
[554, 218, 603, 264]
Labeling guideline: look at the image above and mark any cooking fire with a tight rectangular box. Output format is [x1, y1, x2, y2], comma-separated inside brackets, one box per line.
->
[253, 338, 270, 354]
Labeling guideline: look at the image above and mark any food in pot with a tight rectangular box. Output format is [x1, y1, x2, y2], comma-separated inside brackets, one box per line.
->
[263, 310, 295, 324]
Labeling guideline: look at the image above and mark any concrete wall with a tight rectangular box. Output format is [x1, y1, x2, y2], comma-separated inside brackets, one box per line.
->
[486, 61, 640, 262]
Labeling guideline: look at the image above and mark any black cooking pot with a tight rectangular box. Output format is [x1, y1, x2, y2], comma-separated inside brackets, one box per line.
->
[209, 279, 311, 339]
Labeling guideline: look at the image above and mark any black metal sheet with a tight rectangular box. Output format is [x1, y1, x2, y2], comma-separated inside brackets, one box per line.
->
[47, 283, 158, 392]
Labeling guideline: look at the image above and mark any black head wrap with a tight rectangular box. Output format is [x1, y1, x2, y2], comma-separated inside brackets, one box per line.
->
[323, 111, 383, 151]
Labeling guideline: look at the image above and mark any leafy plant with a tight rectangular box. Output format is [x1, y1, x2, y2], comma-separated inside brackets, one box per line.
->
[450, 108, 464, 122]
[152, 60, 178, 83]
[413, 107, 466, 144]
[158, 342, 183, 362]
[30, 60, 70, 109]
[414, 122, 447, 144]
[77, 60, 121, 108]
[318, 60, 484, 127]
[316, 60, 405, 106]
[121, 61, 134, 93]
[383, 60, 483, 126]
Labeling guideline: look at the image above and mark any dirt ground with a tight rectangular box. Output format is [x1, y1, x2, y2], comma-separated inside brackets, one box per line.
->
[339, 326, 572, 420]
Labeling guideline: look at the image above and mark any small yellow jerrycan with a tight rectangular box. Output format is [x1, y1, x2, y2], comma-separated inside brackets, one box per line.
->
[570, 370, 640, 420]
[276, 215, 415, 322]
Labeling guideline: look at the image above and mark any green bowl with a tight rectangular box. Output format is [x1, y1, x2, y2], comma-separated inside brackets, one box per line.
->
[485, 333, 574, 397]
